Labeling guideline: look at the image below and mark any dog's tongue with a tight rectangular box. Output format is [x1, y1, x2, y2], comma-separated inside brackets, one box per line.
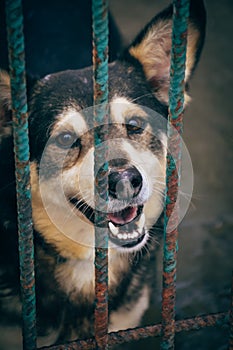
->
[108, 206, 137, 225]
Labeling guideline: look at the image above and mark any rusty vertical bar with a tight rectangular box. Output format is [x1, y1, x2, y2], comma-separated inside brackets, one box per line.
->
[92, 0, 109, 349]
[5, 0, 37, 349]
[161, 1, 190, 349]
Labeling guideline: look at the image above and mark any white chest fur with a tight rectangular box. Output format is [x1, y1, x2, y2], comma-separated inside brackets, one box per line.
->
[55, 259, 95, 302]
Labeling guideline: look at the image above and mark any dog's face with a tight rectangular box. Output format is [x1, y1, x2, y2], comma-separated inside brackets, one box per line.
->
[0, 3, 205, 259]
[29, 63, 168, 254]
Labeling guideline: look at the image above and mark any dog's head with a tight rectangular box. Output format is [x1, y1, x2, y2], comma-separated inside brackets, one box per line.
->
[0, 2, 205, 258]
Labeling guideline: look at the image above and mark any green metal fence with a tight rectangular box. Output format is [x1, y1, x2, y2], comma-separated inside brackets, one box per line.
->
[4, 0, 232, 349]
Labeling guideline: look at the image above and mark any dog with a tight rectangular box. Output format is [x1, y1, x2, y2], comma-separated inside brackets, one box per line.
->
[0, 0, 206, 346]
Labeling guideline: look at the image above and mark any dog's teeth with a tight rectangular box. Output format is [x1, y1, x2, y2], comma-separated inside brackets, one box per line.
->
[109, 222, 119, 236]
[137, 213, 145, 232]
[109, 214, 145, 242]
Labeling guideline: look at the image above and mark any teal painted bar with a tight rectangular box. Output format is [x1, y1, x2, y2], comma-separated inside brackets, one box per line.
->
[5, 0, 37, 349]
[161, 1, 190, 349]
[92, 0, 109, 349]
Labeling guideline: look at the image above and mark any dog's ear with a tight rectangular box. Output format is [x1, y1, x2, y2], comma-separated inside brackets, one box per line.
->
[126, 0, 206, 105]
[0, 70, 38, 138]
[0, 70, 12, 137]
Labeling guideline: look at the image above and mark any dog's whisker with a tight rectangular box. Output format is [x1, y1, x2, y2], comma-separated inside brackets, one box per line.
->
[152, 188, 166, 197]
[129, 93, 154, 103]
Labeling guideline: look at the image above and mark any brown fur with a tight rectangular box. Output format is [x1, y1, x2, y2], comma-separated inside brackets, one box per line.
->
[129, 21, 199, 105]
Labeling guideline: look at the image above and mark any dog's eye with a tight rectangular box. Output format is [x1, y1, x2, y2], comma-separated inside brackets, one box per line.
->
[126, 117, 145, 135]
[55, 132, 77, 148]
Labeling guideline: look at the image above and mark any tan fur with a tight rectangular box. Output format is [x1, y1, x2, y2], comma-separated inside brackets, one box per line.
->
[31, 162, 93, 260]
[129, 20, 199, 105]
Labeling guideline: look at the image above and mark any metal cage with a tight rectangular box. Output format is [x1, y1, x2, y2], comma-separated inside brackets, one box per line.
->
[3, 0, 232, 349]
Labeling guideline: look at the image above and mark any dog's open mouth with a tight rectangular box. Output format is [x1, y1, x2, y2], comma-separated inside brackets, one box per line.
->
[108, 206, 141, 225]
[107, 205, 146, 248]
[69, 197, 146, 248]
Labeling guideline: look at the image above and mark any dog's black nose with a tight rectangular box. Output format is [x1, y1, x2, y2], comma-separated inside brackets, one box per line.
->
[108, 166, 142, 200]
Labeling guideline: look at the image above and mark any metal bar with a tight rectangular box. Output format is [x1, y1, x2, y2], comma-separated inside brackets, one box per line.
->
[5, 0, 37, 349]
[39, 312, 229, 350]
[92, 0, 109, 349]
[161, 0, 190, 349]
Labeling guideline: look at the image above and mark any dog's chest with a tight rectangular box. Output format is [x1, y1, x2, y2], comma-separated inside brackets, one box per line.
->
[55, 259, 95, 302]
[53, 252, 130, 302]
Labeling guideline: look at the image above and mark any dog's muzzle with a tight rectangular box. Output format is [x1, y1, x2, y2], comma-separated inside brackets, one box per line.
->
[69, 164, 147, 249]
[106, 165, 146, 248]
